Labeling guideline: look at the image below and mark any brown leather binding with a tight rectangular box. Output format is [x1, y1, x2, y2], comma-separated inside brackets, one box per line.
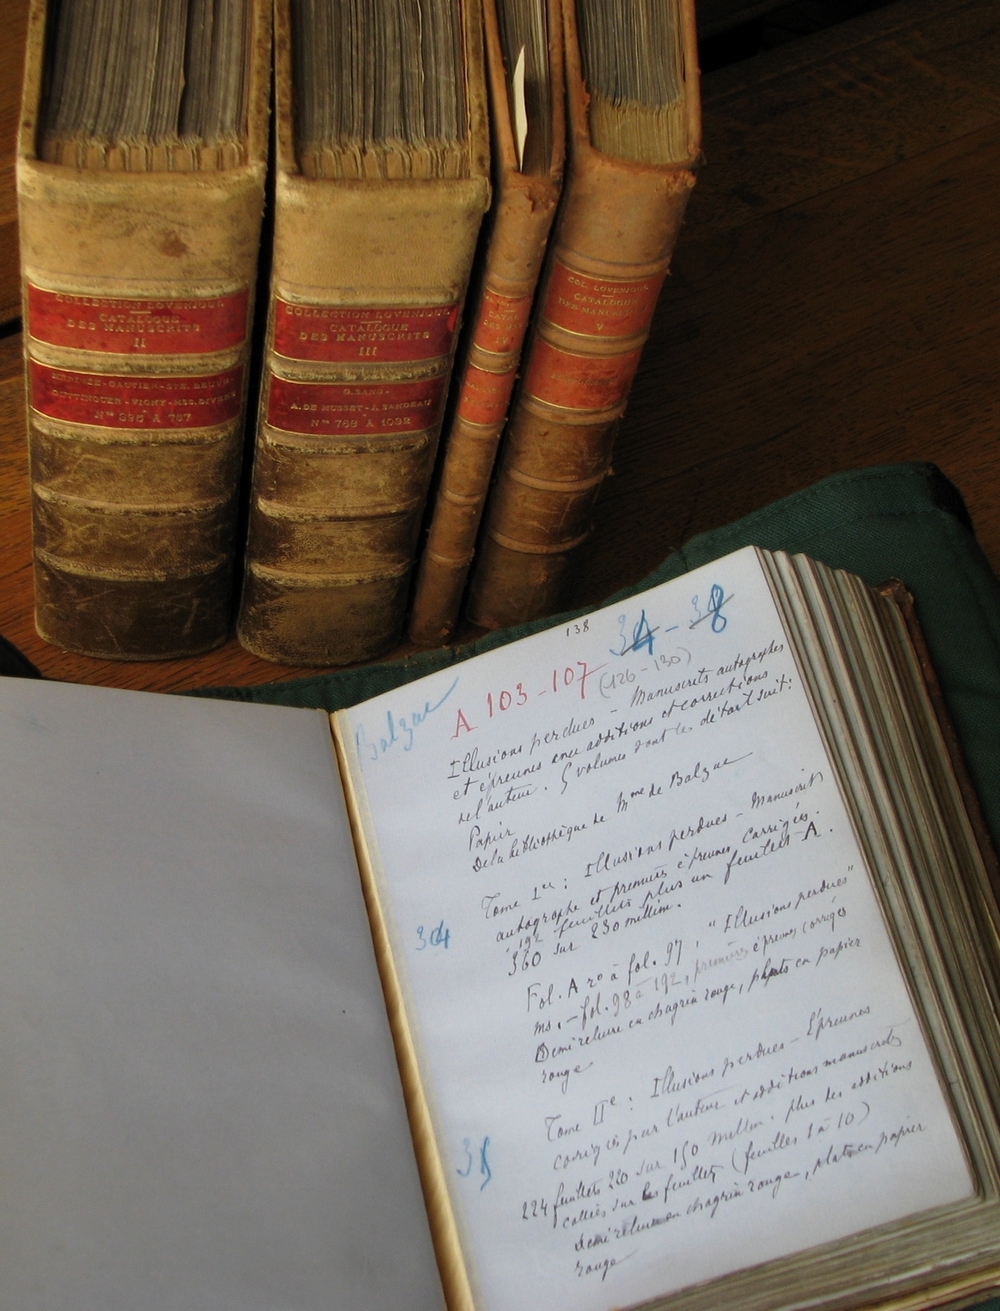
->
[466, 0, 700, 630]
[18, 0, 270, 659]
[408, 0, 566, 647]
[237, 0, 491, 667]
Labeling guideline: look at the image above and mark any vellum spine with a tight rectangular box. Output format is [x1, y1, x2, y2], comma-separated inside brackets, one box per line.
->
[237, 0, 490, 667]
[16, 0, 269, 659]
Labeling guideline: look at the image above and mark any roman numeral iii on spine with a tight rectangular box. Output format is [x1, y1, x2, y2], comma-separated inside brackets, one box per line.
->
[237, 0, 490, 665]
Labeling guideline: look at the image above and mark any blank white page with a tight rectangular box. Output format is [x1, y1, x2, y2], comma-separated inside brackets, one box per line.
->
[0, 678, 442, 1311]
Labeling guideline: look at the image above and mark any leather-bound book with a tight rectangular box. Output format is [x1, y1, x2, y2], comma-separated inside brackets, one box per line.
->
[408, 0, 565, 647]
[466, 0, 701, 629]
[237, 0, 490, 666]
[7, 548, 1000, 1311]
[18, 0, 270, 658]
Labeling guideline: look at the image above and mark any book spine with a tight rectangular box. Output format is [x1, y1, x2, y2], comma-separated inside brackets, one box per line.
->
[18, 167, 265, 660]
[466, 163, 695, 630]
[16, 0, 269, 661]
[235, 179, 493, 670]
[406, 0, 565, 648]
[25, 289, 248, 659]
[236, 0, 490, 667]
[465, 0, 700, 631]
[407, 189, 560, 646]
[238, 290, 466, 665]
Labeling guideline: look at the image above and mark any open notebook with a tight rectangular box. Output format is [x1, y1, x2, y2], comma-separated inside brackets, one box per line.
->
[2, 546, 999, 1310]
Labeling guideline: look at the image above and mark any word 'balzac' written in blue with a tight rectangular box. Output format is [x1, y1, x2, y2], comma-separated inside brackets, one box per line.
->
[355, 677, 459, 761]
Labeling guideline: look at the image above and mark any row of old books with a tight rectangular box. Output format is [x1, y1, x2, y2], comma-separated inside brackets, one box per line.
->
[18, 0, 701, 665]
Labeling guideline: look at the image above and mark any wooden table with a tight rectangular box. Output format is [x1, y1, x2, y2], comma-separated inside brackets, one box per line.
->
[1, 0, 997, 693]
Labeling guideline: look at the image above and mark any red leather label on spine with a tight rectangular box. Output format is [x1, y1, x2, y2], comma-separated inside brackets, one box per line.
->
[273, 301, 459, 364]
[29, 362, 244, 429]
[266, 375, 448, 436]
[456, 365, 517, 427]
[523, 340, 643, 413]
[27, 285, 248, 354]
[474, 288, 533, 356]
[544, 263, 664, 339]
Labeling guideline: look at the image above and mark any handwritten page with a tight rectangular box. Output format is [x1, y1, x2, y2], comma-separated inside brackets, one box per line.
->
[0, 680, 443, 1311]
[340, 546, 973, 1311]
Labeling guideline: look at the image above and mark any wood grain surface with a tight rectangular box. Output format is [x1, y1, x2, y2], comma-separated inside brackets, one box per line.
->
[568, 121, 1000, 605]
[0, 0, 997, 692]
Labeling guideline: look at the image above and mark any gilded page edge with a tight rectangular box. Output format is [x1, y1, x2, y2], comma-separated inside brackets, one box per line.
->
[330, 711, 477, 1311]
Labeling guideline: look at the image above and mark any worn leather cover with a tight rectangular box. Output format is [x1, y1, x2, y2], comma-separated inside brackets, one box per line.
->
[17, 0, 270, 659]
[408, 0, 565, 647]
[237, 0, 491, 667]
[466, 0, 701, 630]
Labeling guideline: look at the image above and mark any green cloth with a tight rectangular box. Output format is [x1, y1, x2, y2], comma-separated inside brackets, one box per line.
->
[197, 462, 1000, 863]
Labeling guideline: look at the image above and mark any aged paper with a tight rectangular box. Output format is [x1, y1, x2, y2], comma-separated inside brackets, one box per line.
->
[341, 546, 973, 1311]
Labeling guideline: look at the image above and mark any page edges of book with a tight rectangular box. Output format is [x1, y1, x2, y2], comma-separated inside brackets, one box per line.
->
[482, 0, 566, 181]
[758, 551, 1000, 1210]
[793, 555, 1000, 1136]
[621, 547, 1000, 1311]
[584, 547, 1000, 1311]
[332, 546, 1000, 1311]
[332, 712, 477, 1311]
[29, 0, 270, 172]
[565, 0, 701, 170]
[871, 581, 1000, 928]
[763, 555, 986, 1116]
